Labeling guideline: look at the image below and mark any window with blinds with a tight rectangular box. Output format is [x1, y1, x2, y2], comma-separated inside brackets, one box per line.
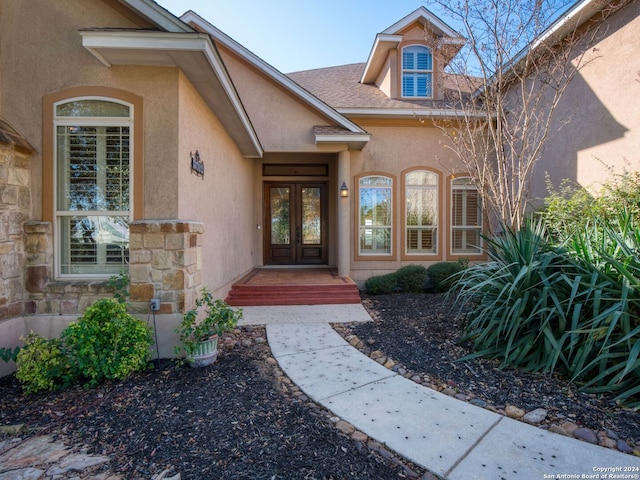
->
[451, 177, 482, 255]
[359, 176, 392, 256]
[402, 45, 433, 98]
[405, 170, 438, 255]
[55, 100, 132, 276]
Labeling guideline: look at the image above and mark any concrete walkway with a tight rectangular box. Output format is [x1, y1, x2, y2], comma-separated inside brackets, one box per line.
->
[244, 304, 640, 480]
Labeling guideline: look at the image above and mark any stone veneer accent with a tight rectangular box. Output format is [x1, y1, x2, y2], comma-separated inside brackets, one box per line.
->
[0, 147, 31, 320]
[128, 220, 203, 315]
[24, 221, 117, 315]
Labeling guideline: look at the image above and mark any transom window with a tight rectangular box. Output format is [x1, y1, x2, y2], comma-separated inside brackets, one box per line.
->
[359, 176, 393, 256]
[402, 45, 433, 98]
[451, 177, 482, 255]
[405, 170, 438, 255]
[54, 98, 132, 276]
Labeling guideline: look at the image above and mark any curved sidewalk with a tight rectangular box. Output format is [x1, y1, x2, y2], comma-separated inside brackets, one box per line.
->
[246, 306, 640, 480]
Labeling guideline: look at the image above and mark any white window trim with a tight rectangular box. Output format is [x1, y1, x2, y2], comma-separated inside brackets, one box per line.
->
[405, 171, 438, 256]
[401, 45, 433, 99]
[358, 176, 393, 257]
[53, 97, 134, 279]
[450, 177, 483, 256]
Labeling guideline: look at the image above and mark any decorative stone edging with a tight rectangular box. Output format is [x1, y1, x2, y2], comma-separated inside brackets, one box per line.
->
[331, 323, 640, 457]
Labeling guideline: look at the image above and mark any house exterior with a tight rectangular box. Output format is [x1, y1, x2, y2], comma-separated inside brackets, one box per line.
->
[0, 0, 637, 371]
[528, 0, 639, 200]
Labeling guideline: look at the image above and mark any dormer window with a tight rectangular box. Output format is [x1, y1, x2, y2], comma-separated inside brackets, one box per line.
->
[402, 45, 433, 98]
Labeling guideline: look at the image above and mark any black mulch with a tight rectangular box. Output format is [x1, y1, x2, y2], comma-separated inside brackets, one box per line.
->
[347, 293, 640, 444]
[0, 326, 425, 480]
[2, 292, 639, 480]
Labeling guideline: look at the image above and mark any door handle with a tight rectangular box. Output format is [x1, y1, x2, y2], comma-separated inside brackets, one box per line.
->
[296, 226, 301, 244]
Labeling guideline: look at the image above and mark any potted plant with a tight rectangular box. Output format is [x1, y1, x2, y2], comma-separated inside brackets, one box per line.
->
[174, 287, 242, 367]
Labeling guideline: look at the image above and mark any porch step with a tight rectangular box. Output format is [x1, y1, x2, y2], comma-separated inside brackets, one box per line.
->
[225, 284, 362, 306]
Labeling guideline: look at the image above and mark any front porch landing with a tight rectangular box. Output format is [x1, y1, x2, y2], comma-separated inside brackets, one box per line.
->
[225, 268, 362, 306]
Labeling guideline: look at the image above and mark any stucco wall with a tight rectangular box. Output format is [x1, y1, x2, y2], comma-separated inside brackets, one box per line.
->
[531, 0, 640, 202]
[348, 120, 468, 282]
[176, 71, 257, 298]
[218, 48, 334, 152]
[1, 1, 185, 221]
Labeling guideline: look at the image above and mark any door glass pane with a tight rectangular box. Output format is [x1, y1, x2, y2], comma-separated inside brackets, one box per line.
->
[301, 187, 321, 244]
[270, 187, 290, 245]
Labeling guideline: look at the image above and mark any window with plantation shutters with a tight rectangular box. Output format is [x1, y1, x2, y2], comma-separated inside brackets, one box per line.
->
[402, 45, 433, 98]
[54, 99, 132, 276]
[451, 177, 482, 255]
[358, 175, 392, 256]
[405, 170, 438, 255]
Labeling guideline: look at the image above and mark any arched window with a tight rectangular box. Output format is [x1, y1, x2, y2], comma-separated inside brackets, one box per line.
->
[358, 175, 393, 256]
[405, 170, 438, 255]
[402, 45, 433, 98]
[451, 177, 482, 255]
[54, 98, 132, 276]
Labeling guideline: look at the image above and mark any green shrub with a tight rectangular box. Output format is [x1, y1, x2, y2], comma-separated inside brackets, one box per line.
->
[427, 262, 465, 292]
[62, 298, 153, 387]
[365, 273, 398, 295]
[395, 265, 428, 293]
[15, 333, 73, 395]
[452, 217, 640, 406]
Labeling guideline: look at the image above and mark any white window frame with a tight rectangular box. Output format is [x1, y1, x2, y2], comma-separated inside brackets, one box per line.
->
[53, 97, 134, 279]
[358, 175, 393, 257]
[402, 45, 433, 99]
[450, 177, 482, 256]
[405, 170, 438, 256]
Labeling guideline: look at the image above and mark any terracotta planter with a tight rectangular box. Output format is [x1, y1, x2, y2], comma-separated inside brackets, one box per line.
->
[188, 337, 218, 368]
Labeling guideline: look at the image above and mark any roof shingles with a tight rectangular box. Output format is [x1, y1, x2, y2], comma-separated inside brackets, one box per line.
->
[287, 63, 469, 111]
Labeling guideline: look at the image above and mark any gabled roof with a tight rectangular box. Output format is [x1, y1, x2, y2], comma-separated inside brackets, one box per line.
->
[289, 63, 474, 119]
[179, 10, 371, 147]
[361, 6, 465, 84]
[82, 0, 264, 158]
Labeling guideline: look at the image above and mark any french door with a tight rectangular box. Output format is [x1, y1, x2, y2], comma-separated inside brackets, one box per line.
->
[264, 182, 328, 265]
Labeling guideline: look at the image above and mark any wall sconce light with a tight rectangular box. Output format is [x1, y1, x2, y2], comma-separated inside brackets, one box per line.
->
[340, 181, 349, 198]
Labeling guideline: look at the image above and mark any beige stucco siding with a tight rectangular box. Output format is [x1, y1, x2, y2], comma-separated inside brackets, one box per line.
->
[218, 49, 335, 152]
[1, 1, 184, 220]
[176, 71, 257, 295]
[532, 0, 640, 201]
[348, 120, 467, 282]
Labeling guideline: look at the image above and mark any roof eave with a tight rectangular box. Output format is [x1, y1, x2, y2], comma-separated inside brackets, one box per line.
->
[180, 11, 369, 136]
[117, 0, 193, 32]
[360, 34, 403, 84]
[382, 6, 461, 38]
[80, 30, 263, 158]
[314, 133, 371, 151]
[337, 108, 481, 120]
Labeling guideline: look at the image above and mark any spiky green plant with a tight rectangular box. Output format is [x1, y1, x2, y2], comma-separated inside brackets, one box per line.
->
[451, 215, 640, 406]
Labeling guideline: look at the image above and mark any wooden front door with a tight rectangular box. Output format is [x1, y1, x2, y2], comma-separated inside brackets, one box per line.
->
[264, 182, 328, 265]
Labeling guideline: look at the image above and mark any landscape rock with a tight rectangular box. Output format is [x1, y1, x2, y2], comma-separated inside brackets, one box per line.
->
[335, 420, 355, 435]
[561, 421, 579, 435]
[0, 436, 69, 469]
[505, 405, 525, 419]
[573, 427, 598, 444]
[0, 467, 45, 480]
[351, 431, 368, 443]
[617, 439, 634, 454]
[548, 425, 569, 436]
[522, 408, 547, 425]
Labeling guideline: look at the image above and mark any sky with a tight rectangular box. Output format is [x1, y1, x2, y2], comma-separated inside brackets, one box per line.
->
[155, 0, 434, 73]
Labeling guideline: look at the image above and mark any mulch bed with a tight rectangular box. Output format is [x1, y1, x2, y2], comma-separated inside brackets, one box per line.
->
[1, 292, 639, 479]
[346, 293, 640, 445]
[0, 326, 425, 480]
